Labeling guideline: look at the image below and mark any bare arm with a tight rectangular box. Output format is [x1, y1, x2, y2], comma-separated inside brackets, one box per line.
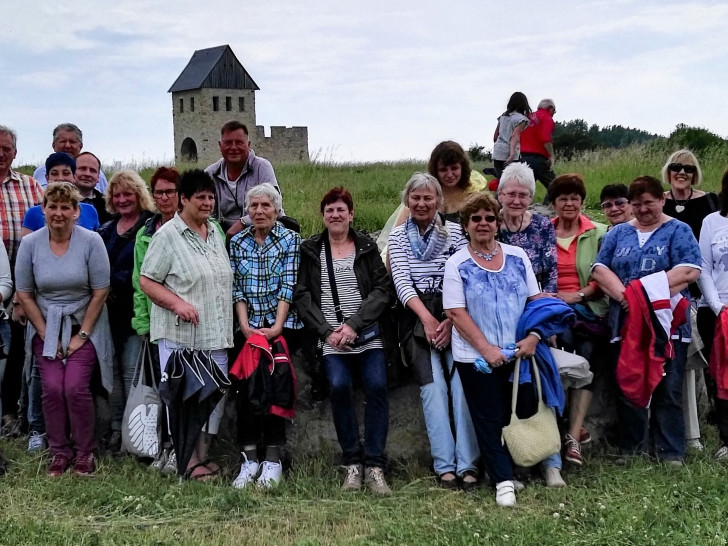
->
[140, 275, 198, 325]
[544, 142, 555, 166]
[259, 300, 290, 340]
[667, 266, 700, 296]
[493, 125, 499, 143]
[507, 121, 528, 162]
[591, 265, 627, 303]
[234, 301, 262, 339]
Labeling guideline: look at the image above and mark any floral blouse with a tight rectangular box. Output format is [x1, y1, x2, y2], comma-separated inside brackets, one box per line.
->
[499, 213, 557, 292]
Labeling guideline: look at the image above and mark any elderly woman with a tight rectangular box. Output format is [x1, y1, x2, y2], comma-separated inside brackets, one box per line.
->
[492, 92, 531, 179]
[388, 172, 479, 491]
[498, 162, 557, 293]
[444, 192, 564, 507]
[697, 166, 728, 459]
[662, 150, 719, 450]
[592, 176, 701, 464]
[99, 170, 155, 452]
[131, 166, 180, 472]
[295, 187, 394, 494]
[599, 183, 632, 228]
[229, 182, 302, 489]
[15, 182, 113, 477]
[140, 169, 233, 481]
[549, 175, 609, 464]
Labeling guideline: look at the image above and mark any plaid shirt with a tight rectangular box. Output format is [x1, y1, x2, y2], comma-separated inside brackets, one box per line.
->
[230, 222, 302, 330]
[1, 170, 43, 266]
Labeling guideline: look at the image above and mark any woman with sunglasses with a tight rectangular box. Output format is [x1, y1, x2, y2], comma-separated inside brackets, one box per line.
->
[444, 192, 565, 507]
[662, 150, 718, 452]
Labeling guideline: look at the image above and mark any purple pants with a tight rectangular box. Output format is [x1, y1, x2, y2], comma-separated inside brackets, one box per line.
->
[33, 335, 97, 459]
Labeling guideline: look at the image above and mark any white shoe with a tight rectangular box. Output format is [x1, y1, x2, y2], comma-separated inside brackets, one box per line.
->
[232, 453, 260, 489]
[342, 464, 363, 491]
[364, 466, 392, 495]
[495, 480, 516, 507]
[544, 467, 566, 488]
[687, 438, 704, 451]
[715, 445, 728, 460]
[256, 460, 283, 489]
[161, 450, 177, 475]
[27, 431, 47, 452]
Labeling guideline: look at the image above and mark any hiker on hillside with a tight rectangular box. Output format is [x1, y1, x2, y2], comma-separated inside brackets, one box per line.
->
[492, 92, 531, 180]
[521, 99, 558, 198]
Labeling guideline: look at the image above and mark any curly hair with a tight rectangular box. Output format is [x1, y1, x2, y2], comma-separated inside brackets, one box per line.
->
[105, 170, 155, 214]
[43, 182, 81, 208]
[459, 191, 502, 239]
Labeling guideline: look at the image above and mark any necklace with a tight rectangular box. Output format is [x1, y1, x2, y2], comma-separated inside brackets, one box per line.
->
[471, 243, 499, 261]
[670, 188, 693, 213]
[504, 213, 525, 233]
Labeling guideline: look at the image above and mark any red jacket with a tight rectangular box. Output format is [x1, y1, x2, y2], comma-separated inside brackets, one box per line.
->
[617, 276, 689, 408]
[229, 333, 297, 419]
[710, 311, 728, 400]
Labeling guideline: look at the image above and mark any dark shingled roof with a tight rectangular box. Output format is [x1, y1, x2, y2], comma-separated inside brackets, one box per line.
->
[168, 45, 260, 93]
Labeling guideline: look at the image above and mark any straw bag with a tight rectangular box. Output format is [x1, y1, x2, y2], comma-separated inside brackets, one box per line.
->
[502, 356, 561, 467]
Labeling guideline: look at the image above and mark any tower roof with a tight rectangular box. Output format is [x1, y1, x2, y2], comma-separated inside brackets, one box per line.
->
[168, 45, 260, 93]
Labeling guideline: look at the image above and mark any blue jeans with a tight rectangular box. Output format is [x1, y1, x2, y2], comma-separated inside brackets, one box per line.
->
[28, 362, 44, 434]
[323, 348, 389, 468]
[615, 340, 687, 460]
[420, 349, 479, 476]
[111, 334, 143, 430]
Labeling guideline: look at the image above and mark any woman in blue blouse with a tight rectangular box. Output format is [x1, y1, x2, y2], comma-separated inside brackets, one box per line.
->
[592, 176, 701, 464]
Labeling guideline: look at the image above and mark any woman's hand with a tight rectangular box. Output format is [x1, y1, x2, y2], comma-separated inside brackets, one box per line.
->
[482, 344, 508, 367]
[335, 323, 358, 346]
[556, 291, 582, 305]
[422, 316, 442, 349]
[66, 334, 87, 357]
[433, 318, 452, 350]
[172, 300, 199, 325]
[516, 334, 540, 358]
[259, 325, 283, 341]
[326, 330, 346, 350]
[241, 324, 264, 339]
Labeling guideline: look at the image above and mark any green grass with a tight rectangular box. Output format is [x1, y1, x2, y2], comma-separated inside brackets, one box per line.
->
[3, 437, 728, 545]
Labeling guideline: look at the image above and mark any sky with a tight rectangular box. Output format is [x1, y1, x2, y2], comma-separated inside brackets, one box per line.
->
[2, 0, 727, 167]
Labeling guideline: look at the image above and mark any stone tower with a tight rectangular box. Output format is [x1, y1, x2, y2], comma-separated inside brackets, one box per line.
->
[169, 45, 308, 166]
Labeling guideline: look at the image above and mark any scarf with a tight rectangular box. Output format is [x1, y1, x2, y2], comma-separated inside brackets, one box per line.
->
[405, 215, 449, 262]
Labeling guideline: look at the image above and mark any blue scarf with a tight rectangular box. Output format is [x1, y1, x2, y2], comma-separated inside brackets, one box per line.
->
[405, 215, 449, 262]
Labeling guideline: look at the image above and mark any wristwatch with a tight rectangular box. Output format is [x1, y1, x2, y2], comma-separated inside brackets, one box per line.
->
[78, 330, 90, 340]
[578, 291, 586, 303]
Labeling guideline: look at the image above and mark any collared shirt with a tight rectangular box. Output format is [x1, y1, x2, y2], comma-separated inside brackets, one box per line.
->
[140, 213, 233, 350]
[229, 222, 302, 330]
[33, 165, 108, 194]
[521, 108, 555, 157]
[1, 170, 44, 266]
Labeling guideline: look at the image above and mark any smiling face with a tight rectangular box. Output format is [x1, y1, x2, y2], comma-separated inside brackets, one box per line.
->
[322, 199, 353, 237]
[601, 197, 632, 226]
[248, 194, 277, 232]
[466, 207, 498, 247]
[668, 161, 697, 192]
[498, 180, 533, 216]
[74, 154, 100, 193]
[219, 128, 250, 167]
[631, 192, 665, 228]
[43, 198, 78, 232]
[407, 184, 439, 227]
[52, 129, 82, 157]
[111, 185, 140, 218]
[553, 192, 583, 222]
[436, 162, 462, 188]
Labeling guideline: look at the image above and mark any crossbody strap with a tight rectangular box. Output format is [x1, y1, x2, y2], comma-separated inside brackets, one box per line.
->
[323, 237, 345, 324]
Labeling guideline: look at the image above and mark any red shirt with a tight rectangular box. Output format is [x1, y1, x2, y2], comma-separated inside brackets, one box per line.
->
[521, 108, 555, 157]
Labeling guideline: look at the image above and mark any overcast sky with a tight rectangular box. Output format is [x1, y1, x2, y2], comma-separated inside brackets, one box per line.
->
[2, 0, 727, 167]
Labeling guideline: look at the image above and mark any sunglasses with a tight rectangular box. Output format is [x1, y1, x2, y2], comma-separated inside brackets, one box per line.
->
[470, 214, 497, 223]
[600, 198, 629, 210]
[668, 163, 697, 175]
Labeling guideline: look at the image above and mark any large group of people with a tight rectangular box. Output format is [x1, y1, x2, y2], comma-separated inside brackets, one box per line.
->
[1, 110, 727, 510]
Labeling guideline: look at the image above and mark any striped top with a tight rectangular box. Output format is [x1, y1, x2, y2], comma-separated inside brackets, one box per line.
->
[388, 220, 466, 305]
[319, 247, 382, 355]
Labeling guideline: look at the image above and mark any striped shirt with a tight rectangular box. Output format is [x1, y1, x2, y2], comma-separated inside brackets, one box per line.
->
[319, 247, 383, 355]
[388, 220, 466, 305]
[230, 222, 302, 330]
[1, 170, 43, 266]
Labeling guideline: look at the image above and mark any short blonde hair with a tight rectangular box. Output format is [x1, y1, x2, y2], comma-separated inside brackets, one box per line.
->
[43, 182, 81, 208]
[105, 170, 155, 214]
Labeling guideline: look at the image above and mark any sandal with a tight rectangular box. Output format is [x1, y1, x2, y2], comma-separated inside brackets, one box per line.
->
[437, 472, 459, 490]
[460, 470, 480, 492]
[186, 461, 219, 482]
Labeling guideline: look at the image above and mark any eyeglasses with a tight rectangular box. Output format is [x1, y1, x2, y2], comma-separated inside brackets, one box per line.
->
[469, 214, 497, 223]
[153, 189, 177, 198]
[668, 163, 697, 175]
[600, 198, 629, 210]
[500, 191, 532, 201]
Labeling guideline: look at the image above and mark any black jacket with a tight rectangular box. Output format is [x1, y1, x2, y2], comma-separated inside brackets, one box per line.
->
[294, 228, 394, 341]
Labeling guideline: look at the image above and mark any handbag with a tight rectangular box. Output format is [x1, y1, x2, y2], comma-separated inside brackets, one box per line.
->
[502, 356, 561, 467]
[550, 347, 593, 390]
[323, 236, 379, 347]
[121, 337, 162, 458]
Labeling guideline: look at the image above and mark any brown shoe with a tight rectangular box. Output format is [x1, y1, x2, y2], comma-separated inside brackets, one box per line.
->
[364, 466, 392, 495]
[73, 453, 96, 477]
[48, 454, 71, 477]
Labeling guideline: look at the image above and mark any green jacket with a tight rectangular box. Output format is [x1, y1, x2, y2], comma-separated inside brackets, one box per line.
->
[131, 214, 225, 336]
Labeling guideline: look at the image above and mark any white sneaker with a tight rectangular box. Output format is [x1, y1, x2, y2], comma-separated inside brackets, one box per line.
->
[27, 431, 47, 452]
[256, 460, 283, 489]
[495, 480, 516, 507]
[687, 438, 704, 451]
[342, 464, 363, 491]
[715, 445, 728, 460]
[161, 450, 177, 475]
[232, 453, 260, 489]
[544, 467, 566, 488]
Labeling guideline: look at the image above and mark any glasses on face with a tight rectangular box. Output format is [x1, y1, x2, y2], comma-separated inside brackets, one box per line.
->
[500, 191, 531, 201]
[153, 189, 177, 198]
[668, 163, 697, 175]
[600, 198, 629, 210]
[469, 214, 497, 224]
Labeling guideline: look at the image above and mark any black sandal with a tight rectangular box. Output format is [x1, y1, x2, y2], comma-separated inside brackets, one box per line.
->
[460, 470, 480, 492]
[437, 472, 459, 490]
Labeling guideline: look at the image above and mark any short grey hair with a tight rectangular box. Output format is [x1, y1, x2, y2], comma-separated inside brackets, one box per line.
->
[538, 98, 555, 110]
[246, 182, 283, 214]
[52, 123, 83, 144]
[0, 125, 17, 149]
[498, 163, 536, 195]
[401, 172, 443, 208]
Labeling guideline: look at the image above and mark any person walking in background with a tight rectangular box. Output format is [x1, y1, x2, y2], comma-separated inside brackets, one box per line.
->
[521, 99, 557, 201]
[492, 92, 531, 180]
